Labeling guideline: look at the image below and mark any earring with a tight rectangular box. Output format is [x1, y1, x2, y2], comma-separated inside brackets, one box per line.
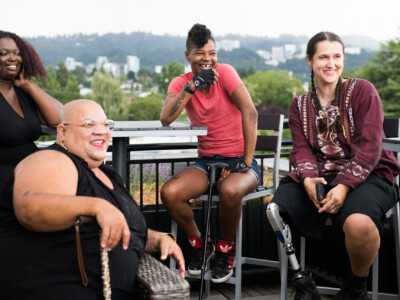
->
[60, 141, 69, 152]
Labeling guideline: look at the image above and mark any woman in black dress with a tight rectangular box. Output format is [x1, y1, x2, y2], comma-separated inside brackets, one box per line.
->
[0, 30, 62, 190]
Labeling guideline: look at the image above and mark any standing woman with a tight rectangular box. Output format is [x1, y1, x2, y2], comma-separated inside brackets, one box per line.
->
[268, 32, 400, 300]
[0, 30, 62, 191]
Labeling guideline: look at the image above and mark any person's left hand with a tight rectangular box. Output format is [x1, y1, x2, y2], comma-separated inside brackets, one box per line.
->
[318, 184, 350, 214]
[159, 235, 185, 279]
[13, 72, 31, 91]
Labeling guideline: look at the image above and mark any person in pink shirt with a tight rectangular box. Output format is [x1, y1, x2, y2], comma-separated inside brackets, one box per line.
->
[160, 23, 259, 283]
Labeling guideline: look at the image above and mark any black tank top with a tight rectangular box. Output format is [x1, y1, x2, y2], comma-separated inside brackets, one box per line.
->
[0, 87, 41, 194]
[0, 143, 147, 297]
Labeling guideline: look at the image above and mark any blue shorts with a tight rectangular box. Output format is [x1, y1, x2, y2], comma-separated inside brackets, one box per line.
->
[190, 155, 261, 185]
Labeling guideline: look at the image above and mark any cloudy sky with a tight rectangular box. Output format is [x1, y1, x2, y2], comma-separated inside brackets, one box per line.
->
[2, 0, 400, 42]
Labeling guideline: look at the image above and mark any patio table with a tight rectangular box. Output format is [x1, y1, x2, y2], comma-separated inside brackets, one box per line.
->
[41, 121, 207, 183]
[112, 121, 207, 182]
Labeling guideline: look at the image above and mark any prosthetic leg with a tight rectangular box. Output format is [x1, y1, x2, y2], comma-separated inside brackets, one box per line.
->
[266, 203, 321, 300]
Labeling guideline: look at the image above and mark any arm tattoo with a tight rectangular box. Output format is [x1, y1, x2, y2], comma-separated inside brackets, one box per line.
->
[22, 191, 30, 198]
[168, 92, 185, 117]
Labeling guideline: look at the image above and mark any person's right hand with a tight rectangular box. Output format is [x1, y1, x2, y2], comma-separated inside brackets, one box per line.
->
[192, 69, 216, 90]
[13, 71, 32, 92]
[303, 177, 327, 209]
[94, 201, 130, 251]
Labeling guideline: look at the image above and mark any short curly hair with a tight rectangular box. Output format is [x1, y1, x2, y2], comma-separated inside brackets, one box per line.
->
[0, 30, 47, 84]
[186, 23, 215, 50]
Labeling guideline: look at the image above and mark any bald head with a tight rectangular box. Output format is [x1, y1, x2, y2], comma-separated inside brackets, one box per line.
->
[59, 100, 104, 124]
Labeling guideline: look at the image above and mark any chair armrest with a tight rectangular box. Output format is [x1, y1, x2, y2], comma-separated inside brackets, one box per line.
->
[137, 252, 190, 300]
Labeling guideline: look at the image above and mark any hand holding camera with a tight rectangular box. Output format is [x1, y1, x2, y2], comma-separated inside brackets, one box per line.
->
[192, 69, 215, 90]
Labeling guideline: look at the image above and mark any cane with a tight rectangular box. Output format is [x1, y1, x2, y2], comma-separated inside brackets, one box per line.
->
[75, 216, 112, 300]
[199, 162, 227, 300]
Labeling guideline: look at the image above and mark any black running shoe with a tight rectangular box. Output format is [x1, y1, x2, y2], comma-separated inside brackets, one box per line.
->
[211, 240, 235, 283]
[187, 236, 215, 275]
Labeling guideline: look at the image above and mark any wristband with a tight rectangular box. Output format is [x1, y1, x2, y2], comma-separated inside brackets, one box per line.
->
[184, 82, 195, 95]
[159, 232, 176, 242]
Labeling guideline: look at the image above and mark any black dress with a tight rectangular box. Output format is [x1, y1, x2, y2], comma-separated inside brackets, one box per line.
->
[0, 144, 148, 300]
[0, 87, 41, 191]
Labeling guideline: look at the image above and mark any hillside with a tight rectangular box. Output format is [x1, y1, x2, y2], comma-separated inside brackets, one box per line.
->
[25, 32, 376, 76]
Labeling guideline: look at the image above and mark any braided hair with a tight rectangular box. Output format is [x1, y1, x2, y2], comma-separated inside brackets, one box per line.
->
[0, 30, 47, 84]
[307, 32, 345, 132]
[186, 24, 215, 51]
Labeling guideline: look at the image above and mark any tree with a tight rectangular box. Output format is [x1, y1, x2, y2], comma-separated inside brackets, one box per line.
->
[243, 70, 305, 111]
[55, 61, 69, 89]
[155, 62, 184, 94]
[126, 93, 164, 120]
[63, 75, 81, 102]
[127, 71, 136, 80]
[91, 68, 125, 120]
[349, 38, 400, 117]
[42, 66, 64, 103]
[136, 68, 153, 91]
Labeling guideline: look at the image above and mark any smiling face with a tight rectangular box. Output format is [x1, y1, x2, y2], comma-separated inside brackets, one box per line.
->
[185, 39, 217, 76]
[0, 37, 22, 81]
[306, 40, 344, 88]
[58, 100, 111, 169]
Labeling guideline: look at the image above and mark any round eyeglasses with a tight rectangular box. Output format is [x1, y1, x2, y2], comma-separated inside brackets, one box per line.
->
[63, 120, 115, 133]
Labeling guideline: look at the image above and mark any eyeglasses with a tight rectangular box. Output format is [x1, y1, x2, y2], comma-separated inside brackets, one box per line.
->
[63, 119, 115, 133]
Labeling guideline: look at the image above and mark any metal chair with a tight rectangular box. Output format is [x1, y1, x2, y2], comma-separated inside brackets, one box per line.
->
[277, 118, 400, 300]
[170, 114, 286, 300]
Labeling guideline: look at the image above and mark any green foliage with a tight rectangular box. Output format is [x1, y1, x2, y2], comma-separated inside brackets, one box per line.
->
[63, 75, 80, 102]
[126, 93, 164, 120]
[91, 69, 125, 120]
[244, 70, 305, 110]
[218, 48, 265, 69]
[349, 38, 400, 117]
[136, 68, 154, 91]
[56, 61, 69, 89]
[127, 71, 135, 80]
[154, 62, 184, 94]
[237, 65, 255, 78]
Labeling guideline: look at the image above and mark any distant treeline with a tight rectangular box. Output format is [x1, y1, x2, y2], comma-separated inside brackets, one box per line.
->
[25, 32, 375, 79]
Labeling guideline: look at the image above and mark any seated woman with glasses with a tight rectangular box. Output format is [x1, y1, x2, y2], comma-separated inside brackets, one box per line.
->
[268, 32, 400, 300]
[0, 100, 185, 300]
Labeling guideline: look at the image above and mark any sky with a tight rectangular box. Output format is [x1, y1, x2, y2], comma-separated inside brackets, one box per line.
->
[2, 0, 400, 42]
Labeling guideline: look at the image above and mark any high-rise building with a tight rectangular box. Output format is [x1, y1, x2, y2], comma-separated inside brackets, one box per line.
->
[271, 46, 285, 63]
[96, 56, 108, 71]
[64, 57, 83, 71]
[127, 56, 140, 74]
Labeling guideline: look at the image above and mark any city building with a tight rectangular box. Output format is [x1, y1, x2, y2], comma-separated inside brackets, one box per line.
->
[284, 44, 297, 60]
[64, 57, 83, 71]
[95, 56, 109, 71]
[217, 39, 240, 51]
[127, 55, 140, 74]
[103, 62, 121, 77]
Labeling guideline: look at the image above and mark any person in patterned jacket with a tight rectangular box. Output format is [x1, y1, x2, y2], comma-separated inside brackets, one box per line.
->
[269, 31, 400, 300]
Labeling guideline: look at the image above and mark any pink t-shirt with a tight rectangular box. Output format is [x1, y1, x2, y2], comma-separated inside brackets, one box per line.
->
[168, 64, 244, 157]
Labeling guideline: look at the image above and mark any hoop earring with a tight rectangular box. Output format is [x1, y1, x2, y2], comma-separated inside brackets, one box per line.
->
[61, 141, 69, 152]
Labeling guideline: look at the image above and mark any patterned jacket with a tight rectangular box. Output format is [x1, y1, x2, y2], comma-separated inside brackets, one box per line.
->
[288, 78, 400, 189]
